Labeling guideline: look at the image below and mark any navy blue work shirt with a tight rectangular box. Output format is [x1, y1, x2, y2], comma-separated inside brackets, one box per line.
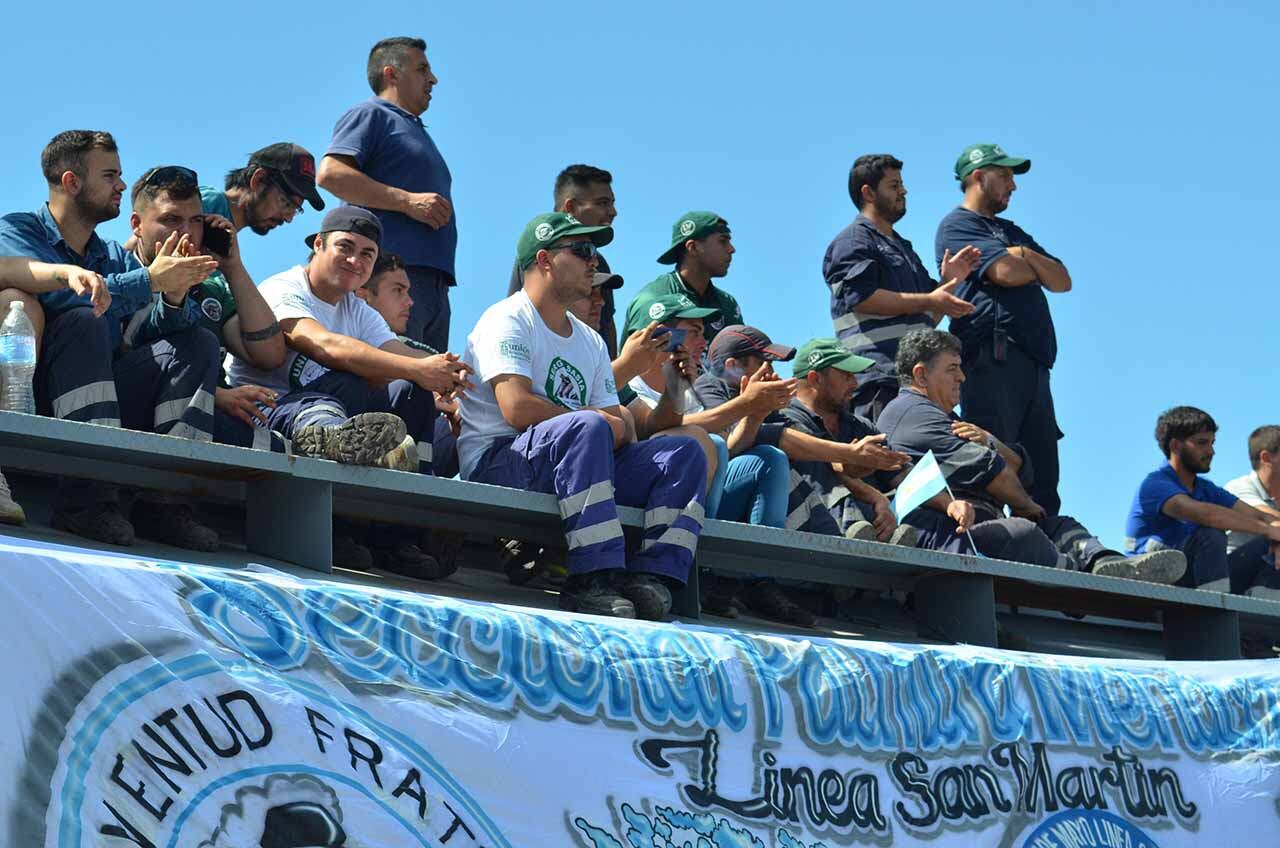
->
[0, 205, 195, 352]
[934, 207, 1059, 368]
[774, 398, 902, 496]
[823, 214, 937, 388]
[691, 371, 787, 449]
[326, 97, 457, 281]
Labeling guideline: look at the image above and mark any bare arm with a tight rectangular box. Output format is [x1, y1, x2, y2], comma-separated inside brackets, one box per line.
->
[985, 465, 1044, 520]
[983, 246, 1072, 292]
[317, 155, 410, 215]
[1162, 495, 1280, 541]
[281, 317, 470, 393]
[492, 375, 627, 447]
[0, 258, 109, 315]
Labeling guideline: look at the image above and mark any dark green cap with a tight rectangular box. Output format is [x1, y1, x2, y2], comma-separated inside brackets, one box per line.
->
[954, 143, 1031, 181]
[792, 338, 876, 378]
[657, 211, 730, 264]
[516, 212, 613, 270]
[624, 291, 719, 335]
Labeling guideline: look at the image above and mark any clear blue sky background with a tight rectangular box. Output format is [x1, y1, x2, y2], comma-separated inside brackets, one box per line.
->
[4, 1, 1275, 544]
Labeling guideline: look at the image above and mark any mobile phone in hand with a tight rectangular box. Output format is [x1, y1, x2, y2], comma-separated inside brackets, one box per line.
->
[203, 225, 232, 257]
[652, 326, 688, 352]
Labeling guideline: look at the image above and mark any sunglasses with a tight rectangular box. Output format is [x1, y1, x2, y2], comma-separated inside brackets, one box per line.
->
[546, 240, 598, 262]
[136, 165, 198, 191]
[269, 173, 305, 215]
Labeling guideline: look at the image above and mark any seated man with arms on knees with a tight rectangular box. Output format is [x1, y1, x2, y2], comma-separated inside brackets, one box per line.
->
[1126, 408, 1280, 595]
[880, 328, 1184, 584]
[459, 212, 708, 621]
[224, 206, 471, 482]
[778, 337, 973, 543]
[0, 130, 225, 548]
[126, 165, 289, 452]
[0, 255, 111, 528]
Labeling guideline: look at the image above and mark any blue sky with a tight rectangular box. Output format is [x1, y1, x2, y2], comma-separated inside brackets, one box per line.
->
[4, 1, 1275, 544]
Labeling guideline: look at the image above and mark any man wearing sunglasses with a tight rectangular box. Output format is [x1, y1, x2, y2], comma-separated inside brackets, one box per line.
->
[459, 213, 709, 620]
[0, 131, 224, 547]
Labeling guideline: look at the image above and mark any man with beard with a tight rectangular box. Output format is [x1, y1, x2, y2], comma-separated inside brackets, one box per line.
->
[623, 211, 743, 349]
[824, 154, 980, 423]
[1126, 406, 1280, 593]
[0, 131, 223, 546]
[935, 143, 1071, 517]
[508, 165, 621, 356]
[192, 143, 324, 342]
[319, 36, 457, 352]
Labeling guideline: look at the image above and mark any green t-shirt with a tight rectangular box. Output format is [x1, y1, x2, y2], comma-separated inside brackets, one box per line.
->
[191, 272, 237, 337]
[199, 185, 233, 221]
[623, 270, 743, 341]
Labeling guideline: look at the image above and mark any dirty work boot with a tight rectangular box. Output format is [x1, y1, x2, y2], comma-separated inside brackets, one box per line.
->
[1090, 550, 1186, 585]
[844, 520, 876, 542]
[377, 540, 449, 580]
[744, 580, 817, 627]
[131, 501, 220, 552]
[293, 413, 408, 467]
[559, 571, 635, 618]
[0, 467, 25, 525]
[333, 534, 373, 570]
[701, 573, 742, 617]
[422, 529, 466, 578]
[500, 538, 544, 585]
[374, 435, 419, 472]
[888, 524, 919, 547]
[52, 503, 134, 546]
[619, 574, 673, 621]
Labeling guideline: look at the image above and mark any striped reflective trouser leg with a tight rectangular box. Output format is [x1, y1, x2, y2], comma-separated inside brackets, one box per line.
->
[115, 328, 220, 441]
[614, 435, 708, 584]
[274, 395, 348, 438]
[529, 412, 625, 575]
[1040, 514, 1108, 572]
[39, 307, 121, 427]
[821, 482, 871, 536]
[784, 470, 841, 536]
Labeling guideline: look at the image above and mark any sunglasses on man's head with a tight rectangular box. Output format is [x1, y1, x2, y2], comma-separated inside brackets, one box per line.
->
[545, 240, 598, 262]
[136, 165, 198, 191]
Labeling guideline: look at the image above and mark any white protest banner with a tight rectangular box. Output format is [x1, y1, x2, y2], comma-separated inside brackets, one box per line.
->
[1, 534, 1278, 847]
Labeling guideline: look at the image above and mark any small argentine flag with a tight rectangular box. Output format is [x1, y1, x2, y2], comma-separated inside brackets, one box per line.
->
[891, 450, 947, 523]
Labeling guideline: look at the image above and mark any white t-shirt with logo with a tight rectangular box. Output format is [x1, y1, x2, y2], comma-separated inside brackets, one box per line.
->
[626, 374, 703, 414]
[458, 291, 619, 479]
[225, 264, 396, 395]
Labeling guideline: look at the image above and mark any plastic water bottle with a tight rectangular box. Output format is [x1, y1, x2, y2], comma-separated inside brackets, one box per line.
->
[0, 302, 37, 414]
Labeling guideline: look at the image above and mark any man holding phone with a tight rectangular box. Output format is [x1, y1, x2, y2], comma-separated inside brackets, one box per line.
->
[935, 143, 1071, 517]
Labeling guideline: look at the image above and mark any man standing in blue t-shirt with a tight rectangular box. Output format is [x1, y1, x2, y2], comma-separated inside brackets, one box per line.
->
[1125, 406, 1280, 593]
[823, 153, 979, 424]
[319, 36, 457, 353]
[934, 143, 1071, 517]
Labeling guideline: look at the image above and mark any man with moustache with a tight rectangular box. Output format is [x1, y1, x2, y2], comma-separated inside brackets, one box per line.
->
[624, 211, 743, 349]
[1126, 406, 1280, 594]
[0, 132, 222, 546]
[824, 154, 980, 423]
[459, 213, 709, 620]
[319, 36, 457, 352]
[935, 143, 1071, 516]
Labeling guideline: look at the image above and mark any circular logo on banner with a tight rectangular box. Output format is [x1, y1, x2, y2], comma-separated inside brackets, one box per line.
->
[200, 297, 224, 324]
[679, 219, 696, 237]
[1020, 810, 1160, 848]
[534, 223, 555, 242]
[648, 303, 667, 320]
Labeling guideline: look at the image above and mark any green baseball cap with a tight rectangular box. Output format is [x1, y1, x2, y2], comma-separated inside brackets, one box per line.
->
[624, 291, 720, 336]
[516, 212, 613, 270]
[954, 143, 1031, 181]
[792, 338, 876, 378]
[657, 211, 730, 264]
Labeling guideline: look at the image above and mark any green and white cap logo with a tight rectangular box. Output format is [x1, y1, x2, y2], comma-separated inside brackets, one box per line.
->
[679, 219, 696, 237]
[534, 223, 555, 241]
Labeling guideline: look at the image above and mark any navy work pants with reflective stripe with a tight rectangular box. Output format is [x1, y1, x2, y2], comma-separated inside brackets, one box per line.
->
[405, 266, 453, 354]
[470, 410, 707, 582]
[35, 307, 220, 508]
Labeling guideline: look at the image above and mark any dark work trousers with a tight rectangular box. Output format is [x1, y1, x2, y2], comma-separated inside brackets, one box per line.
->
[405, 266, 453, 354]
[961, 340, 1062, 516]
[909, 509, 1061, 566]
[850, 378, 900, 427]
[1150, 527, 1279, 592]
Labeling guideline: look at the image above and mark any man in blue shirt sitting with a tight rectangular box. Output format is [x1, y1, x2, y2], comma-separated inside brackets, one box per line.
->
[0, 131, 223, 548]
[1125, 406, 1280, 593]
[319, 36, 457, 353]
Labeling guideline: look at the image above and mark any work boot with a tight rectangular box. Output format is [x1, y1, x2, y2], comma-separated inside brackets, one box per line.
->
[500, 538, 544, 585]
[131, 502, 220, 552]
[332, 534, 374, 570]
[619, 574, 673, 621]
[1090, 550, 1186, 585]
[422, 529, 465, 578]
[888, 524, 918, 547]
[559, 571, 635, 618]
[701, 574, 742, 618]
[294, 413, 407, 466]
[377, 540, 449, 581]
[744, 580, 817, 627]
[373, 435, 418, 472]
[844, 520, 876, 542]
[52, 503, 134, 546]
[0, 467, 25, 525]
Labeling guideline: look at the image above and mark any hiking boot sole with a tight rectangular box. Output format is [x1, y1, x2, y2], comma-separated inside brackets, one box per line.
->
[1092, 550, 1186, 585]
[374, 435, 418, 473]
[294, 413, 407, 466]
[845, 521, 876, 542]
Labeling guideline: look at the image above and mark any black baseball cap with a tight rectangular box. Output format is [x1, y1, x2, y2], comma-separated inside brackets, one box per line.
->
[708, 324, 796, 371]
[303, 206, 382, 249]
[249, 142, 325, 211]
